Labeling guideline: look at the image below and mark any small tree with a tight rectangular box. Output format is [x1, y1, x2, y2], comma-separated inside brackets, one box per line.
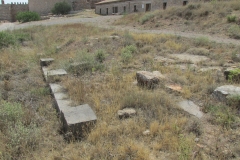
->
[52, 1, 71, 15]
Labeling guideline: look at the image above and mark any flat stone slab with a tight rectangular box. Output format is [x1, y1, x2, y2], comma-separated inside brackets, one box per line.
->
[61, 104, 97, 136]
[198, 67, 221, 72]
[42, 68, 67, 82]
[170, 54, 209, 64]
[49, 83, 64, 93]
[178, 100, 204, 118]
[40, 58, 54, 66]
[213, 85, 240, 101]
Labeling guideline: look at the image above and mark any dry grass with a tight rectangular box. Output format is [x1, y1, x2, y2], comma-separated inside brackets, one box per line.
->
[0, 20, 239, 160]
[115, 0, 240, 39]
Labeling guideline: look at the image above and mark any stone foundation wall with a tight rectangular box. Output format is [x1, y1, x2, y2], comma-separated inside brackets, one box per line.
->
[0, 3, 28, 22]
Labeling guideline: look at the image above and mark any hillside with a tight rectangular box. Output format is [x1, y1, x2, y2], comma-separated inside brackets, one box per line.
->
[115, 0, 240, 39]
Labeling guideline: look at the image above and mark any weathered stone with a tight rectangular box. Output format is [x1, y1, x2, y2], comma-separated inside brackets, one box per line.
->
[198, 67, 221, 73]
[213, 85, 240, 101]
[154, 56, 175, 65]
[49, 83, 97, 137]
[178, 100, 204, 118]
[166, 84, 182, 93]
[224, 67, 240, 82]
[143, 129, 150, 135]
[118, 108, 136, 119]
[40, 58, 54, 67]
[61, 104, 97, 136]
[170, 54, 209, 64]
[136, 71, 164, 88]
[42, 68, 67, 82]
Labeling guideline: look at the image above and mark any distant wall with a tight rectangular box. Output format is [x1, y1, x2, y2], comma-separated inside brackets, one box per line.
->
[0, 3, 28, 22]
[0, 4, 11, 21]
[96, 0, 201, 15]
[29, 0, 102, 15]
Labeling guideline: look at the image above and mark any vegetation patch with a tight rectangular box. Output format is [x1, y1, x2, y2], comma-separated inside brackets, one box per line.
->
[52, 1, 71, 15]
[16, 11, 40, 23]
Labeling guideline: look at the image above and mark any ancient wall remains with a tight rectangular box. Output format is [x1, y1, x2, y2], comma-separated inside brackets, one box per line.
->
[0, 3, 28, 22]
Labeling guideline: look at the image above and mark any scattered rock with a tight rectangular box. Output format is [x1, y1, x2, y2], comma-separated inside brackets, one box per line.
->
[118, 108, 136, 119]
[165, 84, 182, 93]
[195, 138, 200, 142]
[178, 100, 204, 118]
[143, 129, 150, 135]
[136, 71, 165, 88]
[213, 85, 240, 101]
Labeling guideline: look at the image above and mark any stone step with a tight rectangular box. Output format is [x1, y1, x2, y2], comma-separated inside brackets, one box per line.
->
[178, 100, 204, 119]
[49, 83, 97, 136]
[40, 58, 54, 67]
[42, 67, 67, 82]
[61, 104, 97, 136]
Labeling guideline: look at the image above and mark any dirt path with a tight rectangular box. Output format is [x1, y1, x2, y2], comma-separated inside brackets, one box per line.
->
[0, 15, 239, 45]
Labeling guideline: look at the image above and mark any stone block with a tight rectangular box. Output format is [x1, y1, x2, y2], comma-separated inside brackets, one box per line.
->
[43, 68, 67, 82]
[118, 108, 136, 119]
[61, 104, 97, 136]
[213, 85, 240, 101]
[40, 58, 54, 66]
[178, 100, 203, 118]
[136, 71, 165, 88]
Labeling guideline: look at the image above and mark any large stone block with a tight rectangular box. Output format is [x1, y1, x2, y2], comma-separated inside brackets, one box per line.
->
[213, 85, 240, 101]
[61, 104, 97, 136]
[136, 71, 165, 88]
[49, 83, 97, 137]
[42, 67, 67, 82]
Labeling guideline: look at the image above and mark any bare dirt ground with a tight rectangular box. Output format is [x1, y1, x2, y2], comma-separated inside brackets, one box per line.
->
[0, 11, 239, 45]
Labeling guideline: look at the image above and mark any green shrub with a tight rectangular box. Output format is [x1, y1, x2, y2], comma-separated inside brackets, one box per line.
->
[139, 13, 155, 24]
[228, 25, 240, 39]
[95, 49, 106, 63]
[7, 122, 40, 158]
[0, 32, 16, 49]
[228, 68, 240, 82]
[0, 101, 23, 124]
[52, 1, 71, 15]
[121, 45, 137, 63]
[194, 36, 210, 46]
[227, 15, 236, 23]
[16, 11, 40, 23]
